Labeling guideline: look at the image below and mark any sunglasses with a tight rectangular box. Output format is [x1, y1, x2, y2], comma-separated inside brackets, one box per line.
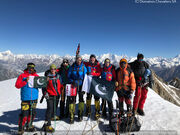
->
[63, 62, 68, 64]
[120, 61, 126, 65]
[51, 68, 56, 70]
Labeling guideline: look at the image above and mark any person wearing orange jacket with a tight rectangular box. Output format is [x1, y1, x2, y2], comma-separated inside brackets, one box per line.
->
[115, 58, 136, 116]
[42, 64, 63, 133]
[84, 54, 101, 119]
[15, 63, 39, 135]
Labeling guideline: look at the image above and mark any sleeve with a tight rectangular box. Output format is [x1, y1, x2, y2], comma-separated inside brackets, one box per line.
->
[83, 66, 87, 78]
[112, 68, 116, 81]
[130, 72, 136, 91]
[15, 74, 27, 89]
[68, 66, 73, 83]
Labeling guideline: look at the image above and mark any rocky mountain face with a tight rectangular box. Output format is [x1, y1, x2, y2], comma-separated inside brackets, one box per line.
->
[152, 71, 180, 106]
[169, 77, 180, 89]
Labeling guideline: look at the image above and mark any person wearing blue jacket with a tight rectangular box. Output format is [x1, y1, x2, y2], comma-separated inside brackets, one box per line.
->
[68, 55, 87, 123]
[15, 63, 39, 135]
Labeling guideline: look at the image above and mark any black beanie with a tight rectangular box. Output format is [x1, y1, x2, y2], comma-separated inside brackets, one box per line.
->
[137, 53, 144, 59]
[90, 54, 96, 59]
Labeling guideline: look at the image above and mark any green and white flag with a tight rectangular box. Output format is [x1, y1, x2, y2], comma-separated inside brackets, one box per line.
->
[34, 76, 47, 88]
[28, 76, 47, 88]
[82, 75, 115, 101]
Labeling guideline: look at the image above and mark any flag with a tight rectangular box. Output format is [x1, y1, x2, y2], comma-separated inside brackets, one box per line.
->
[82, 75, 115, 101]
[66, 84, 77, 96]
[34, 76, 47, 88]
[82, 74, 92, 93]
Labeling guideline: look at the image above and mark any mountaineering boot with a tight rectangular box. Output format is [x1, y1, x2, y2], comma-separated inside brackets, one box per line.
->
[51, 115, 60, 121]
[95, 100, 100, 120]
[18, 114, 25, 135]
[17, 125, 24, 135]
[119, 101, 124, 117]
[78, 102, 84, 121]
[137, 108, 145, 116]
[25, 125, 36, 132]
[42, 123, 55, 133]
[85, 99, 91, 116]
[127, 104, 132, 117]
[69, 103, 75, 124]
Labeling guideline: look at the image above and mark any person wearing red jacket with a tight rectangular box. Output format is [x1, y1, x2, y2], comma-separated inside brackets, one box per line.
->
[15, 63, 39, 135]
[101, 58, 116, 120]
[84, 54, 101, 119]
[42, 64, 63, 133]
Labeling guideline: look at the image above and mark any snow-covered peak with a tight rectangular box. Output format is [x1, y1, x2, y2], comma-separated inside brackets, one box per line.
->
[1, 50, 180, 69]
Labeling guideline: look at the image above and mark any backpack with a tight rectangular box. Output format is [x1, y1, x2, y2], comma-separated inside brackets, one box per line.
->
[132, 61, 146, 78]
[110, 115, 141, 133]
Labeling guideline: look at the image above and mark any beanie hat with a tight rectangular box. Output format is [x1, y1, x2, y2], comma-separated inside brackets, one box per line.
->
[137, 53, 144, 60]
[63, 59, 69, 63]
[76, 55, 82, 60]
[104, 58, 110, 63]
[27, 63, 35, 68]
[120, 58, 127, 64]
[50, 64, 56, 69]
[90, 54, 96, 59]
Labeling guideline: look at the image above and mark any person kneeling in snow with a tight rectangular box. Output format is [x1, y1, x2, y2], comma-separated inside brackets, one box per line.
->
[42, 64, 63, 133]
[15, 63, 39, 135]
[115, 59, 136, 117]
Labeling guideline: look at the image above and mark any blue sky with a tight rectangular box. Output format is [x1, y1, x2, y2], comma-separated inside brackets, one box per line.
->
[0, 0, 179, 58]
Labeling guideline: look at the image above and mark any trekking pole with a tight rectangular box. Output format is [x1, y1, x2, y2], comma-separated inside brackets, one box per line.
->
[54, 96, 56, 133]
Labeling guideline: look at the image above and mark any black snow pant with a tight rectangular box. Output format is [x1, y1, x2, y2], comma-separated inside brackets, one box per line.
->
[18, 100, 37, 130]
[101, 99, 113, 117]
[45, 96, 59, 126]
[60, 84, 69, 117]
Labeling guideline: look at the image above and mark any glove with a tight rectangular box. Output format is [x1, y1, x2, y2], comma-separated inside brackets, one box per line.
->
[116, 90, 123, 97]
[44, 92, 49, 100]
[87, 72, 91, 75]
[126, 90, 134, 99]
[72, 81, 77, 87]
[81, 91, 85, 95]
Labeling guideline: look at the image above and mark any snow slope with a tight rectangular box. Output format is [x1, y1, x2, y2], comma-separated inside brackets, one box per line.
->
[0, 73, 180, 135]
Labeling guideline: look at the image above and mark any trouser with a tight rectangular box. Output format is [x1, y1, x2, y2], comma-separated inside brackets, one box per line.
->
[86, 93, 100, 115]
[101, 99, 113, 117]
[133, 85, 148, 110]
[18, 100, 37, 130]
[117, 90, 132, 115]
[45, 96, 59, 126]
[68, 86, 85, 120]
[60, 85, 69, 117]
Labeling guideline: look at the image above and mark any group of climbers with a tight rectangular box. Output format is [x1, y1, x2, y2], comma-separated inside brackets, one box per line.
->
[15, 53, 153, 134]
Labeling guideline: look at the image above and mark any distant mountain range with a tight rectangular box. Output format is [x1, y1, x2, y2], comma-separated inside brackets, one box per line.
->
[0, 50, 180, 82]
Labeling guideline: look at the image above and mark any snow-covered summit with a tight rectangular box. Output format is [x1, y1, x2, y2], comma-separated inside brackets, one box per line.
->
[0, 75, 179, 134]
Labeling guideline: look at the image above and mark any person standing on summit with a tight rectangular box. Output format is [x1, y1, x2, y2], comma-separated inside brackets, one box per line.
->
[84, 54, 101, 120]
[42, 64, 63, 132]
[15, 63, 39, 135]
[129, 53, 153, 116]
[68, 55, 87, 123]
